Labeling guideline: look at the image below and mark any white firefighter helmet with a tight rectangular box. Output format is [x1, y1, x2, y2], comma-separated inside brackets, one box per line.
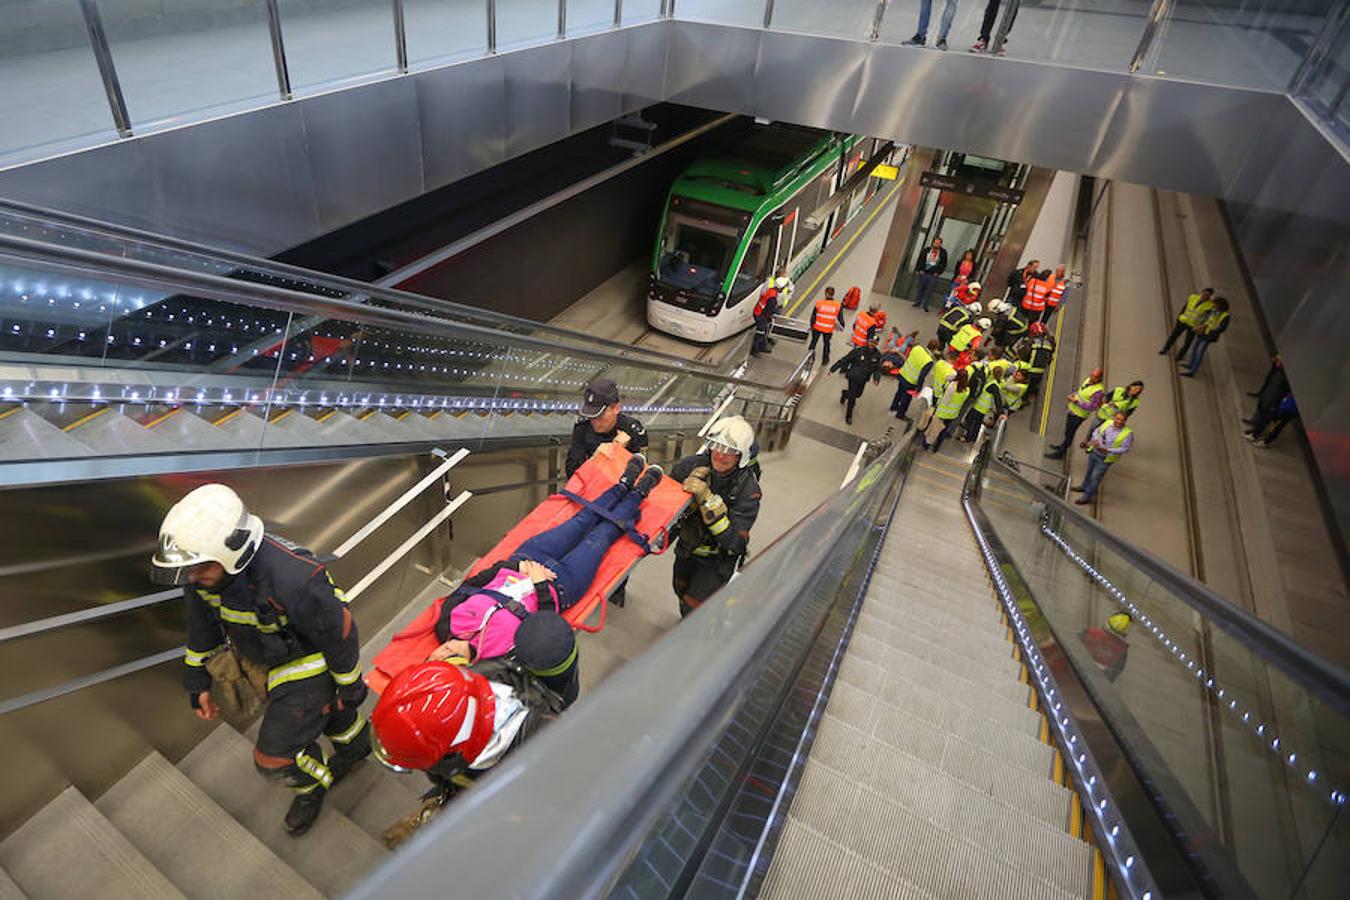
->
[967, 301, 983, 315]
[704, 415, 756, 467]
[977, 317, 992, 330]
[968, 281, 982, 292]
[774, 276, 791, 291]
[151, 483, 264, 585]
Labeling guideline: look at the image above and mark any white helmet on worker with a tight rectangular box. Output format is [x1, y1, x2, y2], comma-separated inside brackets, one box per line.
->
[968, 282, 982, 293]
[774, 276, 791, 291]
[151, 483, 264, 585]
[977, 317, 992, 330]
[705, 415, 756, 468]
[967, 301, 983, 315]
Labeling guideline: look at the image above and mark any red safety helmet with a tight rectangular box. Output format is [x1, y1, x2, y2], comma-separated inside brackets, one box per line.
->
[371, 661, 497, 771]
[1029, 321, 1048, 336]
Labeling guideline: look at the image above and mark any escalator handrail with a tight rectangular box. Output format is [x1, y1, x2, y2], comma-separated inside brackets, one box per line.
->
[0, 232, 797, 394]
[0, 197, 739, 378]
[347, 438, 912, 899]
[986, 453, 1350, 718]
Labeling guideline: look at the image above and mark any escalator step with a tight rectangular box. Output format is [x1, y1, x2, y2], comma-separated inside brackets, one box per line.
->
[761, 816, 929, 900]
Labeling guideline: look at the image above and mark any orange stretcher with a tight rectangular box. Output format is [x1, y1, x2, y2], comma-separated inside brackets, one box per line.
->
[367, 444, 689, 694]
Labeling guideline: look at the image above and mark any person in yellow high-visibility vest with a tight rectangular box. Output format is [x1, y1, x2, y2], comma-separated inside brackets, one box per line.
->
[1072, 411, 1135, 505]
[1159, 287, 1214, 359]
[1046, 367, 1105, 459]
[921, 367, 971, 452]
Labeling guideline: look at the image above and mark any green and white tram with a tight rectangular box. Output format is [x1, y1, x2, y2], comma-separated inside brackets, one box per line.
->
[648, 123, 899, 343]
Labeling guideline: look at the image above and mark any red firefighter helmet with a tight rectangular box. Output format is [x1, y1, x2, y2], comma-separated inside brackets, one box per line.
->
[1029, 321, 1048, 336]
[371, 661, 497, 771]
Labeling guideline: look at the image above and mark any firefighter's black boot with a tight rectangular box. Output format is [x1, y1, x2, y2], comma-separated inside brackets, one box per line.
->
[328, 725, 372, 786]
[285, 786, 326, 836]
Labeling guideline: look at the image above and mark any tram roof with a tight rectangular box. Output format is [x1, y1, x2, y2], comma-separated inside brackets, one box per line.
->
[671, 125, 840, 213]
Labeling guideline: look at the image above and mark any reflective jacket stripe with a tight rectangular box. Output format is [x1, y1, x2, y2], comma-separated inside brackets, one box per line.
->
[295, 750, 333, 788]
[331, 664, 363, 686]
[267, 652, 328, 692]
[852, 313, 874, 346]
[185, 645, 224, 667]
[329, 717, 368, 745]
[898, 346, 933, 384]
[218, 605, 289, 632]
[935, 387, 971, 420]
[1047, 279, 1066, 307]
[707, 515, 730, 535]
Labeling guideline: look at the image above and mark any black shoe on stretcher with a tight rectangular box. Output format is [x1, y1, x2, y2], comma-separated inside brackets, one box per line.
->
[620, 456, 645, 488]
[634, 465, 664, 498]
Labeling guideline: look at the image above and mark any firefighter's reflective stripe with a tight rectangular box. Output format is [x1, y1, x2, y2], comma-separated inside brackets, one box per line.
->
[295, 750, 333, 788]
[706, 515, 730, 536]
[526, 644, 579, 679]
[330, 664, 363, 686]
[185, 644, 224, 667]
[329, 717, 368, 745]
[267, 652, 329, 692]
[326, 571, 349, 603]
[692, 544, 720, 557]
[218, 605, 289, 632]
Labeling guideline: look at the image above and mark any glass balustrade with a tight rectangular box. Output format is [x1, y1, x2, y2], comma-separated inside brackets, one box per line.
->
[975, 455, 1349, 898]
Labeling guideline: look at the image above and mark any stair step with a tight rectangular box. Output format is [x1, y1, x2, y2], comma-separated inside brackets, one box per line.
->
[864, 590, 1004, 632]
[811, 714, 1073, 832]
[0, 868, 25, 900]
[0, 786, 183, 900]
[785, 757, 1090, 898]
[838, 647, 1033, 723]
[828, 679, 1054, 777]
[761, 817, 932, 899]
[179, 725, 387, 896]
[325, 750, 429, 842]
[96, 753, 321, 900]
[858, 606, 1012, 660]
[0, 409, 95, 461]
[848, 627, 1022, 692]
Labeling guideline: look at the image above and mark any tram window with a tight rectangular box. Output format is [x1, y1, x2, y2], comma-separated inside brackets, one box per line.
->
[728, 223, 773, 307]
[658, 218, 736, 295]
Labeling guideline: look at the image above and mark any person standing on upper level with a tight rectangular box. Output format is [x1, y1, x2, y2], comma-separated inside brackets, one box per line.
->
[1042, 265, 1068, 324]
[1179, 298, 1230, 377]
[902, 0, 962, 50]
[1073, 411, 1135, 505]
[808, 286, 846, 365]
[912, 236, 949, 313]
[970, 0, 1018, 54]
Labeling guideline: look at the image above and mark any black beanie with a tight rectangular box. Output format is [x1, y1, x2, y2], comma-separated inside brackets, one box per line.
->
[515, 612, 579, 707]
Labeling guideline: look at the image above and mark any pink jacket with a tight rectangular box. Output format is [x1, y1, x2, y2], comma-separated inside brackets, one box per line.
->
[445, 567, 557, 661]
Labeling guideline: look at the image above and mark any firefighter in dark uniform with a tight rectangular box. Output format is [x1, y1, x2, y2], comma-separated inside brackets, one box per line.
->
[1015, 322, 1057, 398]
[151, 484, 370, 836]
[668, 415, 762, 618]
[565, 377, 648, 478]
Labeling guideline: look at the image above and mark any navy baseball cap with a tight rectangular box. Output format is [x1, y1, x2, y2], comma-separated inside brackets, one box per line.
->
[580, 378, 620, 417]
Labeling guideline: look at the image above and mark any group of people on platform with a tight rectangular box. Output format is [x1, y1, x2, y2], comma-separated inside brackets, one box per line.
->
[149, 377, 763, 845]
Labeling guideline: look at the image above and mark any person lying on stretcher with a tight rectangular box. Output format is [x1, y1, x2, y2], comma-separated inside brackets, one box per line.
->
[425, 455, 665, 704]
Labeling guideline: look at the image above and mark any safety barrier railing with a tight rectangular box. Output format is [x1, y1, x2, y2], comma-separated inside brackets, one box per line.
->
[0, 445, 471, 717]
[8, 0, 1341, 165]
[967, 432, 1350, 898]
[348, 428, 915, 898]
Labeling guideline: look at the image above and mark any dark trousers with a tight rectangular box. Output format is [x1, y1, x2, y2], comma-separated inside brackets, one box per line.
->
[936, 325, 954, 347]
[1054, 413, 1087, 451]
[914, 272, 939, 311]
[1161, 321, 1197, 357]
[841, 378, 868, 421]
[963, 406, 986, 441]
[1248, 408, 1295, 445]
[1040, 306, 1058, 325]
[891, 376, 920, 417]
[808, 329, 833, 363]
[979, 0, 1018, 41]
[255, 676, 369, 795]
[751, 318, 773, 354]
[674, 554, 738, 616]
[516, 484, 644, 609]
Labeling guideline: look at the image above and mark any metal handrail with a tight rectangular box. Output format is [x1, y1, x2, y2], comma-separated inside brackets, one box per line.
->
[348, 438, 912, 898]
[0, 232, 794, 393]
[987, 454, 1350, 718]
[962, 442, 1157, 900]
[0, 197, 736, 379]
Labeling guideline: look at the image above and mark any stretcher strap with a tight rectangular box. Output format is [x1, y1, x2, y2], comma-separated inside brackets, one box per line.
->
[559, 490, 653, 554]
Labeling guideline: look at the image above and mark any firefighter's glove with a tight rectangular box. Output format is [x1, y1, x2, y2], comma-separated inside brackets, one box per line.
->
[682, 466, 713, 502]
[700, 493, 729, 527]
[205, 648, 264, 717]
[337, 678, 369, 711]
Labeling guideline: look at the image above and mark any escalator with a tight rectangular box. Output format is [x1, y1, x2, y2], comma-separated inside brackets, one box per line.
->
[0, 201, 809, 898]
[350, 426, 1348, 900]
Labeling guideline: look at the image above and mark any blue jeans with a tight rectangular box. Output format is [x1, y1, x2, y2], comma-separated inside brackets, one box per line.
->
[1079, 451, 1113, 499]
[1186, 337, 1213, 373]
[891, 375, 920, 416]
[917, 0, 960, 40]
[914, 272, 939, 311]
[515, 484, 644, 609]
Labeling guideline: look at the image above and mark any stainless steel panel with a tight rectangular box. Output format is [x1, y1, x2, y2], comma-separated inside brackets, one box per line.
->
[415, 55, 509, 192]
[137, 103, 320, 253]
[570, 30, 629, 132]
[621, 20, 669, 109]
[503, 41, 574, 159]
[298, 76, 426, 227]
[664, 20, 762, 112]
[0, 138, 167, 237]
[750, 30, 866, 128]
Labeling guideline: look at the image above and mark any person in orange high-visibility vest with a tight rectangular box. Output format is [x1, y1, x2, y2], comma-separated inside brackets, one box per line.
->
[1021, 269, 1049, 317]
[809, 286, 846, 364]
[851, 305, 880, 348]
[1042, 265, 1068, 324]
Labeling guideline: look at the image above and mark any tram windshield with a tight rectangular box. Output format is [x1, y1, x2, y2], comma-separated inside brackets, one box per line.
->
[656, 199, 748, 296]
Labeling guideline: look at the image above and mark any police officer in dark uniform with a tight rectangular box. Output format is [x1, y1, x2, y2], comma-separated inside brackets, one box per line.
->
[151, 484, 370, 837]
[668, 415, 762, 617]
[565, 378, 648, 478]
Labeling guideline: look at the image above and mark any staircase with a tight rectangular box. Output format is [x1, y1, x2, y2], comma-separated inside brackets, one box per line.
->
[760, 453, 1099, 899]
